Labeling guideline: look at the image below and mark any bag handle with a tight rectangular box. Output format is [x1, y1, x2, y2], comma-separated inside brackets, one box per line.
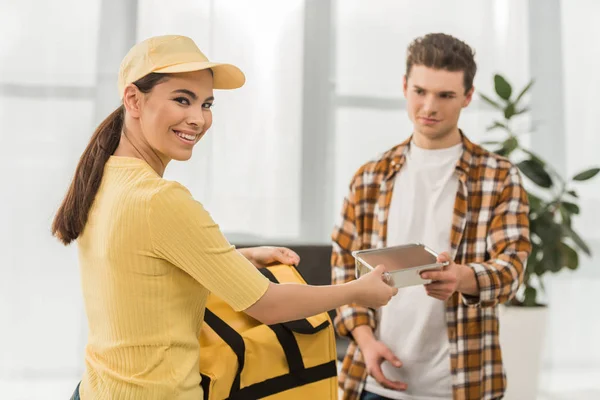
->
[259, 267, 330, 334]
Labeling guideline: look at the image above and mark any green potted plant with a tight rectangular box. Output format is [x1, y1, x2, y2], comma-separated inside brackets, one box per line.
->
[480, 74, 599, 306]
[480, 74, 599, 400]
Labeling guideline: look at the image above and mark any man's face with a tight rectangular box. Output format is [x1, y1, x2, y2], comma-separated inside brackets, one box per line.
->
[403, 65, 473, 143]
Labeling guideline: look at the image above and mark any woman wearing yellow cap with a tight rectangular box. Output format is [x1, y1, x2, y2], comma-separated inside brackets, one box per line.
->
[53, 35, 396, 400]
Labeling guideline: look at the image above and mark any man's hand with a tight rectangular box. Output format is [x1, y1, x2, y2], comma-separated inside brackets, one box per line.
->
[421, 252, 479, 300]
[360, 337, 407, 391]
[239, 246, 300, 269]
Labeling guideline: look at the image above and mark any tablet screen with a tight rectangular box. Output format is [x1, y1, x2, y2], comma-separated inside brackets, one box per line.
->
[355, 244, 439, 271]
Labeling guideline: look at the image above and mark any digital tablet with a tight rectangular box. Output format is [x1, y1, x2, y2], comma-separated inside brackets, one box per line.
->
[353, 243, 449, 289]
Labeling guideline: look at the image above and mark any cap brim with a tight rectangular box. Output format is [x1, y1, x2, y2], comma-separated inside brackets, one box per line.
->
[153, 62, 245, 89]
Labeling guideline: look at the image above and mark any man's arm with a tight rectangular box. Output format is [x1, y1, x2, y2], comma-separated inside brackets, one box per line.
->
[462, 165, 531, 307]
[421, 166, 530, 307]
[331, 179, 377, 339]
[456, 264, 479, 296]
[332, 179, 408, 392]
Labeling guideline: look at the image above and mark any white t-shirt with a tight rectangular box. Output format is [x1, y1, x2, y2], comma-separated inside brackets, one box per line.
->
[364, 141, 463, 400]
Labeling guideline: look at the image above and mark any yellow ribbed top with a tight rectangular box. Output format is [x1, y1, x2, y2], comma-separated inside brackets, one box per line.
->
[76, 156, 269, 399]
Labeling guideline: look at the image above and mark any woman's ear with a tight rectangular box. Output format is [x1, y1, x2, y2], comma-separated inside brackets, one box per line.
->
[123, 85, 142, 118]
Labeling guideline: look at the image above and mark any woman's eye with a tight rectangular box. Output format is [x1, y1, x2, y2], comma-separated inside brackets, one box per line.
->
[202, 102, 214, 109]
[174, 97, 190, 106]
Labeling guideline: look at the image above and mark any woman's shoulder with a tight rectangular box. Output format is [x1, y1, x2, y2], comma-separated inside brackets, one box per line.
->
[102, 169, 194, 213]
[146, 179, 215, 233]
[147, 179, 196, 210]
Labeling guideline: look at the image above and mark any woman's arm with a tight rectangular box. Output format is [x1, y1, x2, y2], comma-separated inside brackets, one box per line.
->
[148, 183, 396, 320]
[244, 265, 396, 325]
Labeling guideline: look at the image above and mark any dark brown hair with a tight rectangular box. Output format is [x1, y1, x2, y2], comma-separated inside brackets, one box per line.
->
[52, 73, 169, 245]
[406, 33, 477, 93]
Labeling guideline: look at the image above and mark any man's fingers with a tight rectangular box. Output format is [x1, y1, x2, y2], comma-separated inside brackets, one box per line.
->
[424, 283, 448, 291]
[425, 289, 449, 300]
[368, 364, 385, 383]
[379, 378, 408, 391]
[369, 364, 407, 391]
[425, 288, 447, 295]
[421, 270, 456, 282]
[382, 348, 402, 367]
[436, 251, 452, 263]
[421, 270, 444, 281]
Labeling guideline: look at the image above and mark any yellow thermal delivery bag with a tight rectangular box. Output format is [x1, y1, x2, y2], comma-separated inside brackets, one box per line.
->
[199, 264, 338, 399]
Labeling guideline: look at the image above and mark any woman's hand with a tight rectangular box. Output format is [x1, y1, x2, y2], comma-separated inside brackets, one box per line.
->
[353, 265, 398, 308]
[239, 246, 300, 269]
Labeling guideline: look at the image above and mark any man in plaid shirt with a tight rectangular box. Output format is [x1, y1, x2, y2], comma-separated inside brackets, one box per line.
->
[332, 33, 531, 400]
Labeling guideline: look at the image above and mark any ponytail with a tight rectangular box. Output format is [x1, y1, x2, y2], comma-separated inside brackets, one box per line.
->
[52, 72, 170, 245]
[52, 105, 124, 245]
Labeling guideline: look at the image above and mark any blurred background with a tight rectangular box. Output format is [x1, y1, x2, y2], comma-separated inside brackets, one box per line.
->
[0, 0, 599, 399]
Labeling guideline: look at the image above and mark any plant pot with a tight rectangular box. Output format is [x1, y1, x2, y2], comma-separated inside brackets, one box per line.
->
[499, 304, 548, 400]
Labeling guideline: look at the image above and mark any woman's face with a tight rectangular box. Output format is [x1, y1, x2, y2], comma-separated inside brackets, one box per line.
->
[136, 69, 215, 161]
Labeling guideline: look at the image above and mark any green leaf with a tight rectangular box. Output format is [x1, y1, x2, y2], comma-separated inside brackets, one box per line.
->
[527, 192, 543, 211]
[542, 241, 563, 273]
[567, 190, 578, 198]
[563, 225, 592, 256]
[514, 80, 534, 105]
[560, 206, 572, 227]
[518, 159, 553, 188]
[533, 212, 561, 242]
[521, 148, 546, 166]
[481, 140, 501, 145]
[561, 242, 579, 270]
[496, 137, 519, 157]
[480, 93, 504, 110]
[532, 214, 563, 276]
[514, 107, 530, 116]
[527, 245, 543, 276]
[534, 249, 546, 277]
[523, 286, 538, 307]
[485, 121, 509, 132]
[572, 167, 600, 181]
[504, 103, 516, 119]
[503, 136, 519, 153]
[560, 201, 580, 215]
[494, 74, 513, 100]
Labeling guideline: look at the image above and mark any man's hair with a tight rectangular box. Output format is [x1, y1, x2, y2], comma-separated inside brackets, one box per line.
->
[406, 33, 477, 93]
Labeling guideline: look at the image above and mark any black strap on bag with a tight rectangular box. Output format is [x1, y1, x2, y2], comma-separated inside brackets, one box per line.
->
[228, 361, 337, 400]
[200, 373, 211, 400]
[203, 266, 337, 399]
[203, 309, 246, 398]
[259, 268, 330, 334]
[268, 323, 305, 372]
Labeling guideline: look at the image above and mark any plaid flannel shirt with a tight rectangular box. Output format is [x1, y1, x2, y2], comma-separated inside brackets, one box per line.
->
[331, 134, 531, 400]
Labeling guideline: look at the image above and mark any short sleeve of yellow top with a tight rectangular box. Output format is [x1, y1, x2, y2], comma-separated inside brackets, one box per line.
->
[77, 156, 270, 400]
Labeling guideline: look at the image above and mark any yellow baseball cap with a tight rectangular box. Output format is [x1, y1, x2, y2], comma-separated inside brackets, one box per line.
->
[117, 35, 246, 98]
